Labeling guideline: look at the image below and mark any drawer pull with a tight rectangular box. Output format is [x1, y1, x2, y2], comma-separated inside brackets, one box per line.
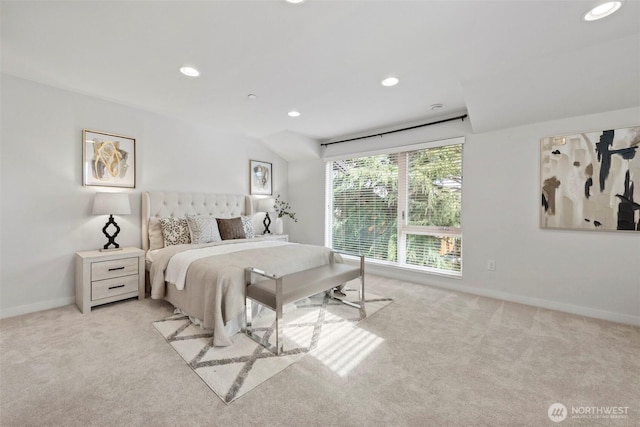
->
[108, 267, 125, 271]
[108, 284, 125, 290]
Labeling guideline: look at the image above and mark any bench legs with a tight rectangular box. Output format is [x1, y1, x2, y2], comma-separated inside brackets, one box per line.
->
[328, 257, 365, 312]
[244, 280, 364, 356]
[244, 276, 285, 355]
[243, 257, 365, 356]
[244, 299, 286, 355]
[328, 277, 365, 310]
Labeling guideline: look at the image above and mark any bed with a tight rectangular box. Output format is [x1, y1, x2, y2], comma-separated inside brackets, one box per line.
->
[142, 191, 337, 346]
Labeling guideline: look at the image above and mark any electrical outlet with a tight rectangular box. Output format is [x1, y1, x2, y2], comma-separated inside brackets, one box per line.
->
[487, 259, 496, 271]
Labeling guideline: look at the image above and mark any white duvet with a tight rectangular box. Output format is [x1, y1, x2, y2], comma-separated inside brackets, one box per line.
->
[164, 240, 288, 290]
[148, 240, 335, 346]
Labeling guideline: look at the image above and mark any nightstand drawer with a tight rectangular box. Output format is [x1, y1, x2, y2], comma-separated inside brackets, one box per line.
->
[92, 275, 139, 301]
[76, 247, 145, 314]
[91, 257, 138, 281]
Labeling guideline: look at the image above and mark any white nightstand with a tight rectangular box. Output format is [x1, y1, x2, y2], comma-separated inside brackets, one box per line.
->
[75, 247, 145, 314]
[261, 234, 289, 242]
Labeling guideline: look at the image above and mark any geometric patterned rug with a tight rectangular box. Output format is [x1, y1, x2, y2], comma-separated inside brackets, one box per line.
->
[152, 289, 393, 404]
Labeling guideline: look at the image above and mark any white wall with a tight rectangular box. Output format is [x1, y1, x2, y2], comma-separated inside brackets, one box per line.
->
[291, 107, 640, 325]
[287, 159, 326, 246]
[0, 75, 288, 317]
[2, 73, 638, 326]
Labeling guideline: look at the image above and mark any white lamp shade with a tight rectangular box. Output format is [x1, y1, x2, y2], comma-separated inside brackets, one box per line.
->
[257, 197, 275, 213]
[92, 193, 131, 215]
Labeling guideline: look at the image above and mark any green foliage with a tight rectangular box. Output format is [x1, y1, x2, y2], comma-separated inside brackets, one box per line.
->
[330, 145, 462, 272]
[407, 145, 462, 228]
[405, 234, 461, 272]
[274, 195, 298, 222]
[331, 155, 398, 260]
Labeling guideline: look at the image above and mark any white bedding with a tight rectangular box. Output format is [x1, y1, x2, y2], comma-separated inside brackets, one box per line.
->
[148, 240, 335, 346]
[165, 240, 288, 290]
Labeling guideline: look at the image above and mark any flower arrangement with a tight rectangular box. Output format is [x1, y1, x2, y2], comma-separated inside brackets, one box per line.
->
[274, 195, 298, 222]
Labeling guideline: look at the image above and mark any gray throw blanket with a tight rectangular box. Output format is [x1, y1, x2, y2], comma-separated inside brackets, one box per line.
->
[149, 241, 333, 346]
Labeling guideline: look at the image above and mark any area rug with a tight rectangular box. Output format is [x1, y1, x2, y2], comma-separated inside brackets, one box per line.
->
[152, 289, 393, 404]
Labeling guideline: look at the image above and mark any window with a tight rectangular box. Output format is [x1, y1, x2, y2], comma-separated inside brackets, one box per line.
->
[326, 140, 463, 275]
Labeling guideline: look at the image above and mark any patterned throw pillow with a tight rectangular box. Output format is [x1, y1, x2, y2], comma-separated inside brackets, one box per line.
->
[159, 217, 191, 246]
[185, 214, 222, 244]
[216, 217, 246, 240]
[241, 215, 255, 239]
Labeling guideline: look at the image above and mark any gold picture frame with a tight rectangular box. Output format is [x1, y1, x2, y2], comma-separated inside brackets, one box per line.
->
[82, 129, 136, 188]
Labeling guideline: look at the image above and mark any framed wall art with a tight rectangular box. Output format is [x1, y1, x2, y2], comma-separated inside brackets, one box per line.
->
[540, 126, 639, 232]
[83, 129, 136, 188]
[250, 160, 272, 195]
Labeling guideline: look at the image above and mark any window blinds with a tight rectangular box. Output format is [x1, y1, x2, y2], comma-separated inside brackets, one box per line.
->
[327, 141, 463, 274]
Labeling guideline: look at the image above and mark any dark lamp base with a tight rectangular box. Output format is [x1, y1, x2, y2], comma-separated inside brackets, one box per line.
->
[101, 214, 122, 250]
[263, 212, 272, 234]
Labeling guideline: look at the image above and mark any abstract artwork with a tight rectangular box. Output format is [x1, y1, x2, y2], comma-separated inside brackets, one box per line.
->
[541, 126, 640, 232]
[82, 129, 136, 188]
[250, 159, 272, 195]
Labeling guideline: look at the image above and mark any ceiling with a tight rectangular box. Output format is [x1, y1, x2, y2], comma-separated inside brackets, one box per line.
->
[2, 0, 639, 157]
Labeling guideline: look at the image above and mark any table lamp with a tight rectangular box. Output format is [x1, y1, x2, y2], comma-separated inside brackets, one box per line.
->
[92, 192, 131, 251]
[257, 197, 275, 234]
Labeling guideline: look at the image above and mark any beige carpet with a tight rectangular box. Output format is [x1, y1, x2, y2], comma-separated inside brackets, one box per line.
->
[1, 274, 638, 426]
[152, 290, 393, 403]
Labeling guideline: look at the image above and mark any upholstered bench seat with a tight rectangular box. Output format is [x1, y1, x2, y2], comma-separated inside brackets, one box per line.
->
[244, 251, 364, 355]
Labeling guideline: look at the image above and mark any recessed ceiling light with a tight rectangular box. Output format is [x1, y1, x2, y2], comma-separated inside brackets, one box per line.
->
[430, 103, 443, 110]
[286, 0, 306, 4]
[288, 110, 301, 117]
[583, 1, 623, 21]
[179, 66, 200, 77]
[381, 77, 399, 87]
[247, 94, 257, 100]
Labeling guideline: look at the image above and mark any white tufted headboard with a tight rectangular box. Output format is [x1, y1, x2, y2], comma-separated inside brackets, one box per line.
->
[141, 191, 254, 251]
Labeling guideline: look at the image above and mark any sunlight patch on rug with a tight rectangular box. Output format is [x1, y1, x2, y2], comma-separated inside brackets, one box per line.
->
[152, 288, 392, 404]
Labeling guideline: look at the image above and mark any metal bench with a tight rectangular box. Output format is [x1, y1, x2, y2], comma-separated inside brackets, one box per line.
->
[243, 251, 364, 355]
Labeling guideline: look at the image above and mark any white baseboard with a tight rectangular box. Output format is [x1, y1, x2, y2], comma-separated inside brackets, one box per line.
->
[0, 296, 75, 319]
[2, 268, 638, 327]
[365, 264, 640, 327]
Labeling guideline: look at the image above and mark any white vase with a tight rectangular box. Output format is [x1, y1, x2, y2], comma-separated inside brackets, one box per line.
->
[274, 217, 284, 235]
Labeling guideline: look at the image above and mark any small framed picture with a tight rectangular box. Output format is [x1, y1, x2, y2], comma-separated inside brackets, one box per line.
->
[250, 160, 272, 195]
[83, 129, 136, 188]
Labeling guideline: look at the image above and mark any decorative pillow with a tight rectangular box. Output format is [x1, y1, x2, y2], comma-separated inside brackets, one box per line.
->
[241, 215, 255, 239]
[148, 218, 165, 250]
[185, 214, 222, 244]
[216, 217, 246, 240]
[159, 217, 191, 246]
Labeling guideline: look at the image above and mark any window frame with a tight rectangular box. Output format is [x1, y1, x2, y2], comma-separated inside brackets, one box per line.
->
[325, 137, 464, 276]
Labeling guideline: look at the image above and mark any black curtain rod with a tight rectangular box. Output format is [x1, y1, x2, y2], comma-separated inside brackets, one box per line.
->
[320, 114, 468, 147]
